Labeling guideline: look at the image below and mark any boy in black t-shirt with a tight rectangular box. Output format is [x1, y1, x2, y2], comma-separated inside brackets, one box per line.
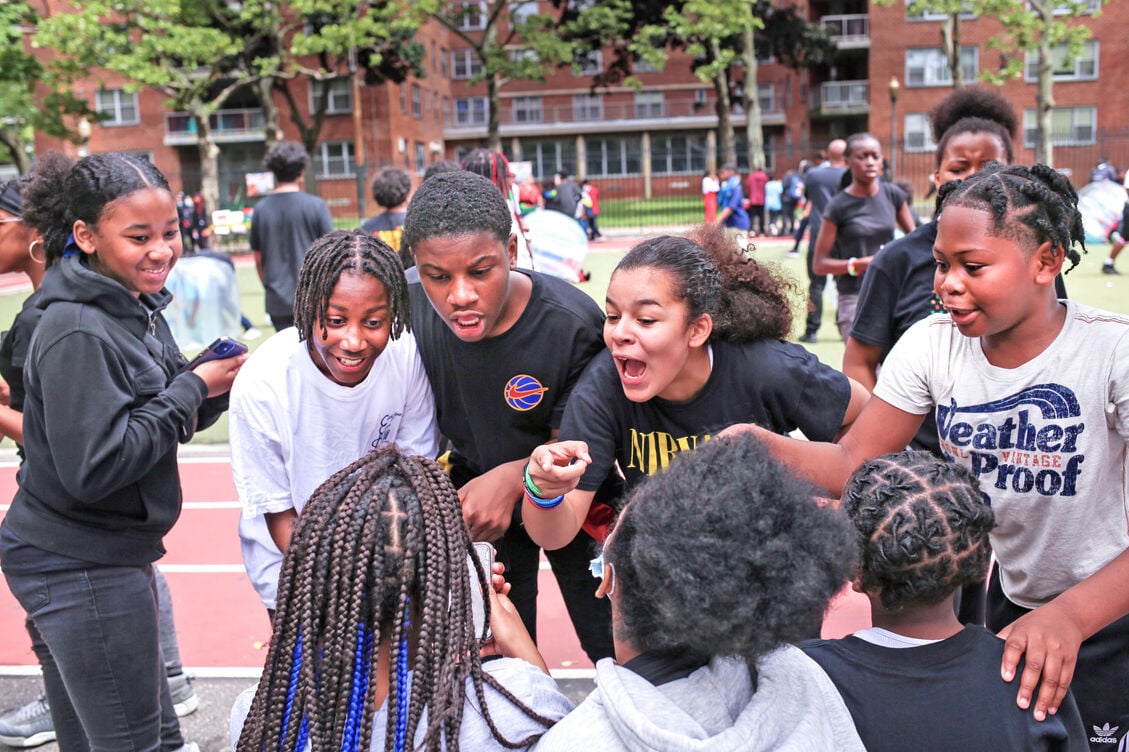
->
[402, 171, 614, 661]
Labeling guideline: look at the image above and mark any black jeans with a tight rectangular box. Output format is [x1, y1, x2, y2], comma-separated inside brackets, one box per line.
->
[5, 564, 184, 752]
[805, 225, 828, 338]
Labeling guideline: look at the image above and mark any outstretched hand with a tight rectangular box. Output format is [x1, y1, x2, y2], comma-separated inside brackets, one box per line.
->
[998, 600, 1083, 721]
[527, 441, 591, 499]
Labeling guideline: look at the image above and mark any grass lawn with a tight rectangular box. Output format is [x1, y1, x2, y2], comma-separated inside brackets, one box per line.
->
[0, 240, 1124, 445]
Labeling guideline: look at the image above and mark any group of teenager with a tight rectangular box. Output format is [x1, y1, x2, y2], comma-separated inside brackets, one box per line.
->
[0, 82, 1125, 752]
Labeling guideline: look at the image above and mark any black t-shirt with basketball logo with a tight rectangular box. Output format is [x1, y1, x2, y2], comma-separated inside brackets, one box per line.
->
[408, 271, 605, 480]
[560, 339, 852, 496]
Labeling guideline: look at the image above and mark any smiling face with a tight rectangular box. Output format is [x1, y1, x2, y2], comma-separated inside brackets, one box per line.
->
[307, 271, 392, 387]
[603, 266, 712, 403]
[412, 231, 520, 342]
[73, 187, 182, 297]
[934, 131, 1009, 187]
[933, 205, 1061, 346]
[847, 137, 883, 187]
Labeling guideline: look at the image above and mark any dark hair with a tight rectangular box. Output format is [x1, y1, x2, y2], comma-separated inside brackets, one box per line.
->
[370, 168, 411, 209]
[402, 171, 512, 252]
[461, 149, 512, 194]
[937, 162, 1086, 272]
[606, 434, 855, 663]
[264, 141, 310, 183]
[843, 451, 995, 611]
[422, 159, 460, 181]
[929, 87, 1018, 167]
[23, 152, 170, 266]
[236, 446, 556, 752]
[293, 230, 410, 344]
[615, 224, 797, 342]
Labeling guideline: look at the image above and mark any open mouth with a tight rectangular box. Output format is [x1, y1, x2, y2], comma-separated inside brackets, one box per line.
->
[616, 356, 647, 383]
[334, 354, 368, 370]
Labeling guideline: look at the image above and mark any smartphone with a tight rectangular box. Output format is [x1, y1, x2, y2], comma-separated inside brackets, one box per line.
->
[180, 337, 248, 373]
[469, 541, 495, 640]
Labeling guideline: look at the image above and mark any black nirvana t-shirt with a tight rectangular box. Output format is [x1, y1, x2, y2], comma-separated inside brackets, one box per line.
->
[560, 338, 852, 495]
[409, 271, 605, 478]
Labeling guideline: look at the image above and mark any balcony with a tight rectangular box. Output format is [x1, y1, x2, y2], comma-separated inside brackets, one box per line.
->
[444, 89, 788, 139]
[821, 14, 869, 49]
[164, 108, 266, 146]
[811, 80, 869, 116]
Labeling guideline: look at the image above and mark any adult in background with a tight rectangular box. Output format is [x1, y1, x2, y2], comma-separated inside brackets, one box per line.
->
[780, 168, 802, 237]
[714, 163, 750, 247]
[545, 170, 582, 222]
[701, 169, 720, 223]
[249, 141, 334, 331]
[745, 165, 769, 237]
[798, 140, 846, 343]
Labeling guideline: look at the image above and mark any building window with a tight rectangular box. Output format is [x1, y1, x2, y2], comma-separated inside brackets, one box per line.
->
[572, 93, 603, 121]
[904, 113, 936, 152]
[1025, 41, 1098, 82]
[509, 1, 538, 23]
[400, 85, 408, 115]
[315, 141, 355, 178]
[694, 89, 708, 107]
[634, 91, 664, 119]
[650, 134, 707, 175]
[512, 96, 542, 123]
[412, 85, 422, 119]
[906, 0, 976, 20]
[574, 50, 603, 76]
[1052, 0, 1100, 14]
[905, 46, 977, 87]
[415, 142, 427, 176]
[756, 83, 774, 113]
[454, 97, 489, 126]
[586, 137, 643, 177]
[1024, 106, 1096, 146]
[452, 1, 486, 30]
[440, 47, 449, 77]
[510, 48, 539, 64]
[451, 49, 484, 80]
[309, 78, 352, 114]
[443, 96, 451, 124]
[95, 89, 139, 126]
[518, 139, 577, 179]
[634, 57, 657, 74]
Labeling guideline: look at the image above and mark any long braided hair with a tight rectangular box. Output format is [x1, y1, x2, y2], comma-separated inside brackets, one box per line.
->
[292, 230, 411, 345]
[936, 162, 1086, 273]
[236, 446, 557, 752]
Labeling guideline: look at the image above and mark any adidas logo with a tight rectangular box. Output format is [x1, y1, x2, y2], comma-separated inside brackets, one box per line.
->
[1091, 722, 1120, 744]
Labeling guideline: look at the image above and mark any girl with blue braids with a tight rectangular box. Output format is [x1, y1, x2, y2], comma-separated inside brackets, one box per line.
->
[231, 445, 572, 751]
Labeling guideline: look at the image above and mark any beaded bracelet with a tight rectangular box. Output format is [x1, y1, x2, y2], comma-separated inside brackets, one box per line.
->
[524, 487, 565, 510]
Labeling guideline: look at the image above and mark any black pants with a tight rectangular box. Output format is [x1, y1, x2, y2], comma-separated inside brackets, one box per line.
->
[988, 565, 1129, 750]
[805, 226, 828, 338]
[493, 507, 614, 662]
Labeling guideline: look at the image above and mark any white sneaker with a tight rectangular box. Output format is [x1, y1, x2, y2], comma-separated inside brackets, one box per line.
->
[240, 326, 263, 341]
[167, 673, 200, 717]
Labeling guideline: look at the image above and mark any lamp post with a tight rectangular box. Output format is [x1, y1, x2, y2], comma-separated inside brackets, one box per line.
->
[76, 116, 92, 158]
[888, 76, 900, 180]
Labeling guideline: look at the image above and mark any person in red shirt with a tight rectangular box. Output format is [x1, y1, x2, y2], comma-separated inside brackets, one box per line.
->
[581, 180, 602, 241]
[745, 167, 769, 236]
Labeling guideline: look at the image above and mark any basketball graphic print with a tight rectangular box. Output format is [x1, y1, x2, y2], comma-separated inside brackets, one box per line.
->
[504, 374, 548, 411]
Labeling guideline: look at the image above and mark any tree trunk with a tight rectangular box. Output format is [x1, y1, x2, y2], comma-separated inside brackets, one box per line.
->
[484, 17, 502, 152]
[742, 22, 765, 170]
[942, 12, 963, 87]
[711, 38, 735, 168]
[1034, 10, 1055, 167]
[0, 126, 31, 175]
[193, 106, 222, 215]
[256, 77, 283, 148]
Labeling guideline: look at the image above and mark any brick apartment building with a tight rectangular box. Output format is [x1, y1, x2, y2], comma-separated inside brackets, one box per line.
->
[30, 0, 1129, 219]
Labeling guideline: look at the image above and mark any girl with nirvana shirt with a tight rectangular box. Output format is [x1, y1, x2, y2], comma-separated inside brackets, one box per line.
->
[523, 223, 868, 551]
[813, 132, 916, 342]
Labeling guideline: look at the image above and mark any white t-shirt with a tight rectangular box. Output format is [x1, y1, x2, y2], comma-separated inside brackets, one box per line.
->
[875, 301, 1129, 608]
[231, 328, 439, 609]
[702, 176, 720, 195]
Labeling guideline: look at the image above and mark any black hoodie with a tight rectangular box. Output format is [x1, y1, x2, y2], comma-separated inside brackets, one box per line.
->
[2, 255, 227, 567]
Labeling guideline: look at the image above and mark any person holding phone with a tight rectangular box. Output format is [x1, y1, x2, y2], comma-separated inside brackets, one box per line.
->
[231, 230, 437, 620]
[0, 152, 243, 751]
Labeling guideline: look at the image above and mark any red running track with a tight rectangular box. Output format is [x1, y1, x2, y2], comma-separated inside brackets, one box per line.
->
[0, 456, 870, 674]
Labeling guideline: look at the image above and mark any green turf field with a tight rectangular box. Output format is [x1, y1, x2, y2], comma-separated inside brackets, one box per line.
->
[0, 240, 1123, 445]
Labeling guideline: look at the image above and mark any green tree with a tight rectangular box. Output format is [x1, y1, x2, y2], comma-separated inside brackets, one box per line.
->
[35, 0, 279, 211]
[875, 0, 969, 87]
[979, 0, 1102, 166]
[0, 2, 94, 173]
[424, 0, 583, 151]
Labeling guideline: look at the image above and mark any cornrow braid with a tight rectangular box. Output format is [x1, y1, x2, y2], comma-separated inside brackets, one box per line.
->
[293, 229, 410, 344]
[236, 446, 556, 752]
[842, 451, 995, 611]
[936, 162, 1087, 273]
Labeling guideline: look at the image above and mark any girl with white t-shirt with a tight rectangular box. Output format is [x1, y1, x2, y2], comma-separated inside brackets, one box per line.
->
[232, 230, 438, 617]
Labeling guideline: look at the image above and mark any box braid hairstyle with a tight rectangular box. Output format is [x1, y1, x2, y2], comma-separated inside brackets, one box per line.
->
[605, 433, 855, 668]
[615, 223, 799, 344]
[936, 162, 1086, 274]
[402, 171, 512, 255]
[842, 451, 995, 611]
[293, 229, 411, 346]
[236, 446, 557, 752]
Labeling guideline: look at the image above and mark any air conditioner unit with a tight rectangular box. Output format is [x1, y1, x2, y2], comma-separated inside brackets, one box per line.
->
[429, 140, 443, 154]
[397, 138, 406, 153]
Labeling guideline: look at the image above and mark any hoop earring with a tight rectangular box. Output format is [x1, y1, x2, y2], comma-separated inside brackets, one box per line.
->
[28, 240, 45, 265]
